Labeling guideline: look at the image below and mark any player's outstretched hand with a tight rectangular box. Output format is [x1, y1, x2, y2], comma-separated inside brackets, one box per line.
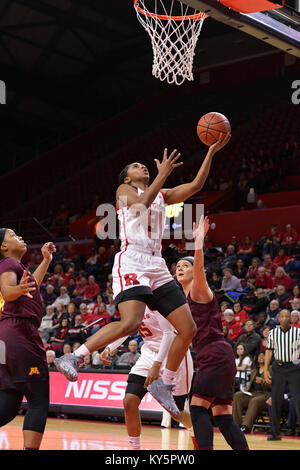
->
[19, 270, 36, 298]
[193, 215, 210, 251]
[154, 148, 183, 178]
[99, 347, 112, 366]
[144, 362, 161, 388]
[209, 131, 231, 154]
[41, 242, 56, 262]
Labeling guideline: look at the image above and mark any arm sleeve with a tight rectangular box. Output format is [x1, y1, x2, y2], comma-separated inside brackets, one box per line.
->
[107, 335, 129, 352]
[155, 314, 176, 364]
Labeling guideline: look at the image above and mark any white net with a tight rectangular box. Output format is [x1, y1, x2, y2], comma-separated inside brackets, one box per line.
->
[134, 0, 207, 86]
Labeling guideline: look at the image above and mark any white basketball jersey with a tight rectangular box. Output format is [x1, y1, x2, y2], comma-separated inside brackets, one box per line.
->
[138, 307, 176, 354]
[117, 187, 166, 254]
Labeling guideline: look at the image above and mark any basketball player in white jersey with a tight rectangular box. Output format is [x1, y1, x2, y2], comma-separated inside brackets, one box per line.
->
[55, 134, 230, 411]
[99, 306, 196, 450]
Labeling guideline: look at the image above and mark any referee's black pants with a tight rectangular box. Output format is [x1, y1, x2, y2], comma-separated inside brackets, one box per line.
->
[271, 362, 300, 436]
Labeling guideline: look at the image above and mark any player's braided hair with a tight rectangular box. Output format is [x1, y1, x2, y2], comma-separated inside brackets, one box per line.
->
[118, 164, 130, 185]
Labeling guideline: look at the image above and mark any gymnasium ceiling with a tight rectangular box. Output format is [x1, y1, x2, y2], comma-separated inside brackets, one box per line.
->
[0, 0, 279, 174]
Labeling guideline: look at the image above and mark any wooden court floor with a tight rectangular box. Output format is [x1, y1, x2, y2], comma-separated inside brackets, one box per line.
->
[1, 416, 300, 450]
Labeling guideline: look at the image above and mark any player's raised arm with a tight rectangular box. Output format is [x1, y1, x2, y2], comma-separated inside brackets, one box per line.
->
[190, 215, 213, 304]
[161, 132, 231, 206]
[117, 148, 182, 209]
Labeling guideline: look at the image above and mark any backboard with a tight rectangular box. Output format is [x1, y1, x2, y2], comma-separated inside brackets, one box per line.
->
[180, 0, 300, 57]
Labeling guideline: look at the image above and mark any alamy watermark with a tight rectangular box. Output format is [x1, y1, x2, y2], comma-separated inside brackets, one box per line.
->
[95, 200, 205, 251]
[0, 81, 6, 104]
[291, 80, 300, 105]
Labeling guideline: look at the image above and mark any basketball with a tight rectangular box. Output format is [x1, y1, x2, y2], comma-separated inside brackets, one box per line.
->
[197, 112, 231, 146]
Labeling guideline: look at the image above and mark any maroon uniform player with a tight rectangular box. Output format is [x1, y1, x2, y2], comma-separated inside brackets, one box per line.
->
[0, 228, 56, 450]
[176, 217, 249, 451]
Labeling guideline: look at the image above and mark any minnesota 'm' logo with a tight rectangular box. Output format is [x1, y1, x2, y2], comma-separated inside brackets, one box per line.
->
[28, 367, 40, 375]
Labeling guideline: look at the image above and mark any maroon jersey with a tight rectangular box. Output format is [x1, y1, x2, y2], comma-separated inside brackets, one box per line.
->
[187, 292, 236, 401]
[187, 292, 224, 354]
[0, 257, 42, 326]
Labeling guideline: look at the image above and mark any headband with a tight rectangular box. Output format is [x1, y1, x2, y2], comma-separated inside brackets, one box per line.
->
[0, 228, 7, 246]
[180, 256, 194, 265]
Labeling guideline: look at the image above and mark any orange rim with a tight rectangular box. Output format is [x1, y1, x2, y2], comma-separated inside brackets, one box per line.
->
[134, 0, 208, 21]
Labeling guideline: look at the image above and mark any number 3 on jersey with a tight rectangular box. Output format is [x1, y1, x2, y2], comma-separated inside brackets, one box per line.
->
[124, 273, 140, 287]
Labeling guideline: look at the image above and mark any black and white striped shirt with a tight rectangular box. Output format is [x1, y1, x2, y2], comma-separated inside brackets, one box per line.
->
[267, 326, 300, 363]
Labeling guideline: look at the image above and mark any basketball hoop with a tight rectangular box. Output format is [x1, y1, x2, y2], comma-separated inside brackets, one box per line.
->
[134, 0, 207, 86]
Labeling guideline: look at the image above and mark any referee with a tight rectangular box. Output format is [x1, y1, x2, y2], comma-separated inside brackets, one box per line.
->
[264, 309, 300, 441]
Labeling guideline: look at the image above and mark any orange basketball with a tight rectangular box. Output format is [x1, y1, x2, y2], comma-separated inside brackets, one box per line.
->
[197, 112, 231, 146]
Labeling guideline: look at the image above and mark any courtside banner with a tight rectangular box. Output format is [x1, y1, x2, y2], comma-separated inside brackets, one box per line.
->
[48, 371, 164, 411]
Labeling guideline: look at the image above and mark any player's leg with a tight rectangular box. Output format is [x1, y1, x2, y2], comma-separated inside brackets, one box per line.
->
[212, 401, 249, 450]
[22, 379, 49, 450]
[190, 395, 214, 450]
[124, 374, 148, 450]
[0, 388, 23, 428]
[148, 281, 196, 385]
[55, 300, 146, 381]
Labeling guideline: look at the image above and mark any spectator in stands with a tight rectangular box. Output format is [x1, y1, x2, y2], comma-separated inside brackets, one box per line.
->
[234, 344, 252, 392]
[233, 301, 249, 326]
[116, 340, 141, 368]
[62, 343, 72, 355]
[42, 283, 57, 307]
[237, 236, 255, 265]
[262, 224, 281, 258]
[49, 318, 70, 353]
[250, 288, 270, 318]
[254, 312, 276, 335]
[246, 257, 261, 280]
[273, 284, 292, 309]
[220, 268, 242, 293]
[40, 305, 56, 344]
[259, 325, 271, 352]
[83, 275, 101, 302]
[233, 259, 247, 281]
[291, 310, 300, 328]
[51, 286, 71, 308]
[255, 266, 273, 290]
[221, 245, 237, 270]
[209, 271, 222, 293]
[78, 355, 92, 370]
[289, 297, 300, 312]
[64, 314, 87, 346]
[67, 277, 76, 298]
[66, 302, 78, 326]
[90, 294, 105, 316]
[233, 352, 271, 433]
[266, 299, 281, 321]
[262, 254, 277, 277]
[106, 294, 116, 318]
[272, 267, 293, 292]
[87, 302, 111, 335]
[281, 223, 299, 255]
[223, 325, 235, 349]
[256, 199, 267, 210]
[222, 309, 243, 342]
[291, 284, 300, 301]
[46, 350, 56, 368]
[273, 248, 292, 268]
[235, 319, 261, 359]
[72, 276, 88, 302]
[51, 302, 68, 331]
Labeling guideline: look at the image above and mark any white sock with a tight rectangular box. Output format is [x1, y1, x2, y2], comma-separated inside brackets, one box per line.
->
[74, 344, 90, 359]
[128, 436, 141, 450]
[162, 368, 176, 385]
